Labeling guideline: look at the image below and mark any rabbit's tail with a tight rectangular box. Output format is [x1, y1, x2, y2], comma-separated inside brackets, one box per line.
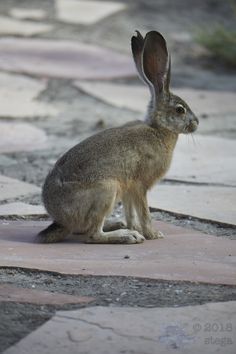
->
[36, 222, 69, 243]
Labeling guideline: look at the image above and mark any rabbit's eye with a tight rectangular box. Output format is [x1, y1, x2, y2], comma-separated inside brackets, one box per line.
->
[176, 104, 186, 115]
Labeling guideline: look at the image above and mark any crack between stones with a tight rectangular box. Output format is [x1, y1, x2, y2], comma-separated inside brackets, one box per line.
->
[163, 178, 236, 188]
[56, 314, 158, 343]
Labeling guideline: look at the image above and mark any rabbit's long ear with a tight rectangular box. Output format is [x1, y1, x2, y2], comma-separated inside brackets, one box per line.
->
[131, 31, 151, 86]
[142, 31, 170, 97]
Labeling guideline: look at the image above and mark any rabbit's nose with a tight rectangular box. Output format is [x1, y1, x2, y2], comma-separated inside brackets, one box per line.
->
[191, 117, 199, 128]
[187, 118, 198, 133]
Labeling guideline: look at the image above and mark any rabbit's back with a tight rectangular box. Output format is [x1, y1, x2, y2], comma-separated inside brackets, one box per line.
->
[46, 122, 177, 189]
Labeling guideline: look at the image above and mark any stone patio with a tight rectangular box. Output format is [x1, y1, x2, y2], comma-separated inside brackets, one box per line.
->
[3, 302, 236, 354]
[0, 0, 235, 353]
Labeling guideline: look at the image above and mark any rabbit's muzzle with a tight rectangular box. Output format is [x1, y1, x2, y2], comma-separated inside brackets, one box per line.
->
[186, 117, 199, 133]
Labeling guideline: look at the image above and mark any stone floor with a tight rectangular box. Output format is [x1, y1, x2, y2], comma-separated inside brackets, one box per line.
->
[0, 0, 235, 353]
[4, 303, 236, 354]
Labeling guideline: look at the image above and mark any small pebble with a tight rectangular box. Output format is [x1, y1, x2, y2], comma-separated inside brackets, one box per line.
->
[95, 119, 106, 129]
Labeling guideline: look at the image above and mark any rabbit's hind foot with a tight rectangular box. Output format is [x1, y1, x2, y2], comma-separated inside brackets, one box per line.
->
[36, 222, 69, 243]
[86, 229, 145, 244]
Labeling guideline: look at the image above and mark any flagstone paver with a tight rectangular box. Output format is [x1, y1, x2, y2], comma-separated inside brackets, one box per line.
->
[9, 8, 47, 20]
[0, 284, 94, 305]
[0, 156, 16, 167]
[56, 0, 126, 25]
[74, 81, 236, 117]
[0, 15, 52, 36]
[3, 302, 236, 354]
[0, 203, 46, 216]
[0, 123, 48, 153]
[148, 185, 236, 226]
[168, 135, 236, 186]
[0, 38, 135, 80]
[0, 220, 235, 285]
[0, 72, 57, 118]
[75, 81, 148, 112]
[0, 175, 40, 201]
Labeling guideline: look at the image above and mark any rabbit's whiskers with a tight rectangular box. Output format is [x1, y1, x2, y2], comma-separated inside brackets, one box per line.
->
[191, 133, 196, 146]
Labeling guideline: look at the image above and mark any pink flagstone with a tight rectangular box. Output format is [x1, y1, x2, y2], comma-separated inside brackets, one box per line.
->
[0, 284, 94, 305]
[0, 220, 235, 285]
[0, 38, 135, 80]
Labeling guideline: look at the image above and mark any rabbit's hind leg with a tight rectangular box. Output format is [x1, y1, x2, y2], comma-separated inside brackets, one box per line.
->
[36, 222, 70, 243]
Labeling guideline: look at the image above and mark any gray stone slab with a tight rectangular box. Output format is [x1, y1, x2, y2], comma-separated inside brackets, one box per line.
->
[4, 302, 236, 354]
[178, 88, 236, 117]
[0, 38, 135, 80]
[0, 15, 52, 36]
[148, 184, 236, 225]
[74, 81, 236, 117]
[0, 156, 17, 167]
[56, 0, 126, 25]
[168, 134, 236, 186]
[9, 8, 47, 20]
[75, 81, 148, 112]
[0, 203, 46, 216]
[0, 175, 40, 201]
[0, 122, 48, 153]
[0, 72, 57, 118]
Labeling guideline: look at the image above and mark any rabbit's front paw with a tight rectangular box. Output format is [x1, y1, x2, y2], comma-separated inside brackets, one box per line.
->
[86, 229, 145, 244]
[123, 230, 145, 244]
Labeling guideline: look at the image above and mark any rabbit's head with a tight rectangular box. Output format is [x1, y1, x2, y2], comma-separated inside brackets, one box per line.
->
[132, 31, 199, 134]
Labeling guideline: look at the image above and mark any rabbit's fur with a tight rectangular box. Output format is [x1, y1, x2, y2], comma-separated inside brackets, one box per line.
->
[37, 31, 198, 244]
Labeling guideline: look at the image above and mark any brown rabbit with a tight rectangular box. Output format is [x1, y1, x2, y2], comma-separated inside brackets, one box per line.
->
[37, 30, 198, 244]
